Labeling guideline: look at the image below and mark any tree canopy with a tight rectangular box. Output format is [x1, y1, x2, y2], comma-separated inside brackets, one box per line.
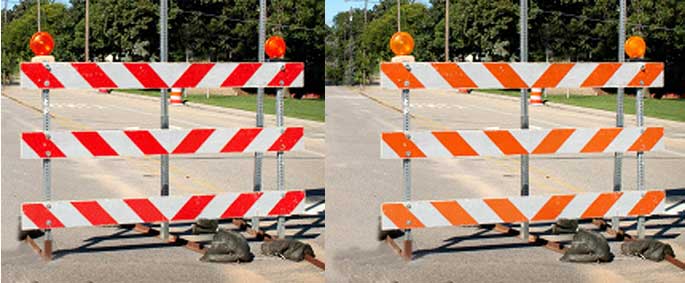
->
[1, 0, 325, 94]
[326, 0, 685, 94]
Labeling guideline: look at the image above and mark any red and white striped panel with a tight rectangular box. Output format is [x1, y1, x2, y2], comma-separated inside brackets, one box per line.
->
[21, 191, 305, 230]
[380, 62, 664, 89]
[381, 127, 664, 159]
[381, 190, 665, 230]
[21, 127, 304, 159]
[20, 62, 304, 89]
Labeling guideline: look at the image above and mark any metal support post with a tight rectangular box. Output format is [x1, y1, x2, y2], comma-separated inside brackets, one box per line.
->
[276, 81, 285, 238]
[519, 0, 530, 241]
[613, 0, 627, 231]
[636, 86, 646, 239]
[159, 0, 170, 240]
[252, 0, 267, 232]
[41, 88, 53, 259]
[401, 87, 412, 260]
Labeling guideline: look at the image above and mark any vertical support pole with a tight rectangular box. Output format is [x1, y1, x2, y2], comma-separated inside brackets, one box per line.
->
[401, 85, 412, 260]
[519, 0, 530, 241]
[636, 85, 646, 239]
[276, 80, 285, 239]
[445, 0, 449, 62]
[41, 87, 52, 260]
[159, 0, 170, 241]
[252, 0, 266, 232]
[612, 0, 626, 231]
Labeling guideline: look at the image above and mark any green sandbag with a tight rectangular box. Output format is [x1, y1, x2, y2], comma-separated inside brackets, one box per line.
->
[560, 229, 613, 263]
[261, 239, 315, 262]
[200, 229, 254, 263]
[621, 239, 675, 262]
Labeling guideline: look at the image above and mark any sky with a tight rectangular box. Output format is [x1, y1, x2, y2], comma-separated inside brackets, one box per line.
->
[325, 0, 432, 27]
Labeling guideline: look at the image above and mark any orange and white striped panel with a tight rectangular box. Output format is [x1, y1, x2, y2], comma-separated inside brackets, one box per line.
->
[381, 127, 664, 159]
[381, 190, 665, 230]
[380, 62, 664, 89]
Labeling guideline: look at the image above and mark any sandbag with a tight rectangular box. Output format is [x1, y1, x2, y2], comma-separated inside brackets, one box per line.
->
[621, 239, 675, 262]
[261, 239, 315, 262]
[551, 219, 578, 234]
[560, 229, 613, 263]
[192, 218, 218, 235]
[200, 229, 254, 263]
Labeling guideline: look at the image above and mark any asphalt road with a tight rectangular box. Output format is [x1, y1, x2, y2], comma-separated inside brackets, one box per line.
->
[2, 86, 325, 283]
[325, 86, 684, 283]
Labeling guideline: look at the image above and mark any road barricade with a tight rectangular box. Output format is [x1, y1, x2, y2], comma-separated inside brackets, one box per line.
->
[378, 61, 669, 261]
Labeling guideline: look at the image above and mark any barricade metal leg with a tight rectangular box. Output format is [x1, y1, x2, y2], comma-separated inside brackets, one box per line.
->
[159, 0, 170, 241]
[401, 88, 412, 260]
[252, 0, 266, 233]
[276, 82, 286, 239]
[612, 0, 627, 232]
[519, 0, 530, 241]
[636, 87, 646, 239]
[41, 88, 53, 260]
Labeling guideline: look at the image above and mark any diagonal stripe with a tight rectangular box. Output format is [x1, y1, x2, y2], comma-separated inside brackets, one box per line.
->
[71, 63, 118, 88]
[530, 195, 575, 221]
[431, 200, 478, 226]
[581, 192, 622, 218]
[432, 131, 478, 156]
[22, 203, 65, 229]
[628, 191, 665, 216]
[532, 63, 575, 88]
[172, 63, 215, 88]
[222, 63, 261, 87]
[628, 127, 664, 151]
[628, 63, 663, 87]
[221, 193, 262, 218]
[581, 63, 621, 87]
[381, 132, 427, 158]
[484, 130, 528, 155]
[171, 195, 215, 221]
[483, 63, 528, 88]
[123, 63, 168, 88]
[172, 129, 215, 154]
[21, 132, 66, 158]
[268, 128, 304, 151]
[532, 128, 575, 154]
[71, 201, 118, 226]
[21, 63, 65, 88]
[124, 199, 167, 222]
[267, 63, 304, 87]
[124, 130, 168, 155]
[221, 128, 262, 152]
[431, 63, 478, 88]
[72, 131, 118, 156]
[380, 63, 425, 88]
[483, 198, 528, 223]
[268, 191, 305, 215]
[581, 128, 622, 153]
[382, 203, 425, 229]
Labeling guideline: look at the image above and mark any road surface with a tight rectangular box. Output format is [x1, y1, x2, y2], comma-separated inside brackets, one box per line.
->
[325, 86, 684, 283]
[2, 85, 325, 283]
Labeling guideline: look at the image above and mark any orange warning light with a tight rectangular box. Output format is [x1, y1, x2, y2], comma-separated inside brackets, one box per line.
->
[389, 32, 414, 56]
[29, 31, 55, 56]
[625, 36, 646, 59]
[265, 36, 286, 59]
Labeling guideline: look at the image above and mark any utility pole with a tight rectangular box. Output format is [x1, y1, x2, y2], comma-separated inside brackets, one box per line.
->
[445, 0, 449, 61]
[85, 0, 89, 62]
[37, 0, 40, 31]
[397, 0, 400, 32]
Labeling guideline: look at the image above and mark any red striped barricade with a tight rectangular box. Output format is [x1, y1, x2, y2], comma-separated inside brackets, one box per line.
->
[20, 62, 304, 89]
[22, 191, 306, 230]
[21, 127, 304, 159]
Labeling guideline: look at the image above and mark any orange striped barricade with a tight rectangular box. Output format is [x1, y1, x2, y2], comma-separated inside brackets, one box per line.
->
[530, 88, 543, 106]
[18, 61, 307, 261]
[170, 87, 183, 105]
[377, 60, 666, 261]
[381, 191, 665, 230]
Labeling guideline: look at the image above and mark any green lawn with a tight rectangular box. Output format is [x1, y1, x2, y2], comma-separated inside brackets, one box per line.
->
[479, 89, 685, 122]
[118, 89, 324, 122]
